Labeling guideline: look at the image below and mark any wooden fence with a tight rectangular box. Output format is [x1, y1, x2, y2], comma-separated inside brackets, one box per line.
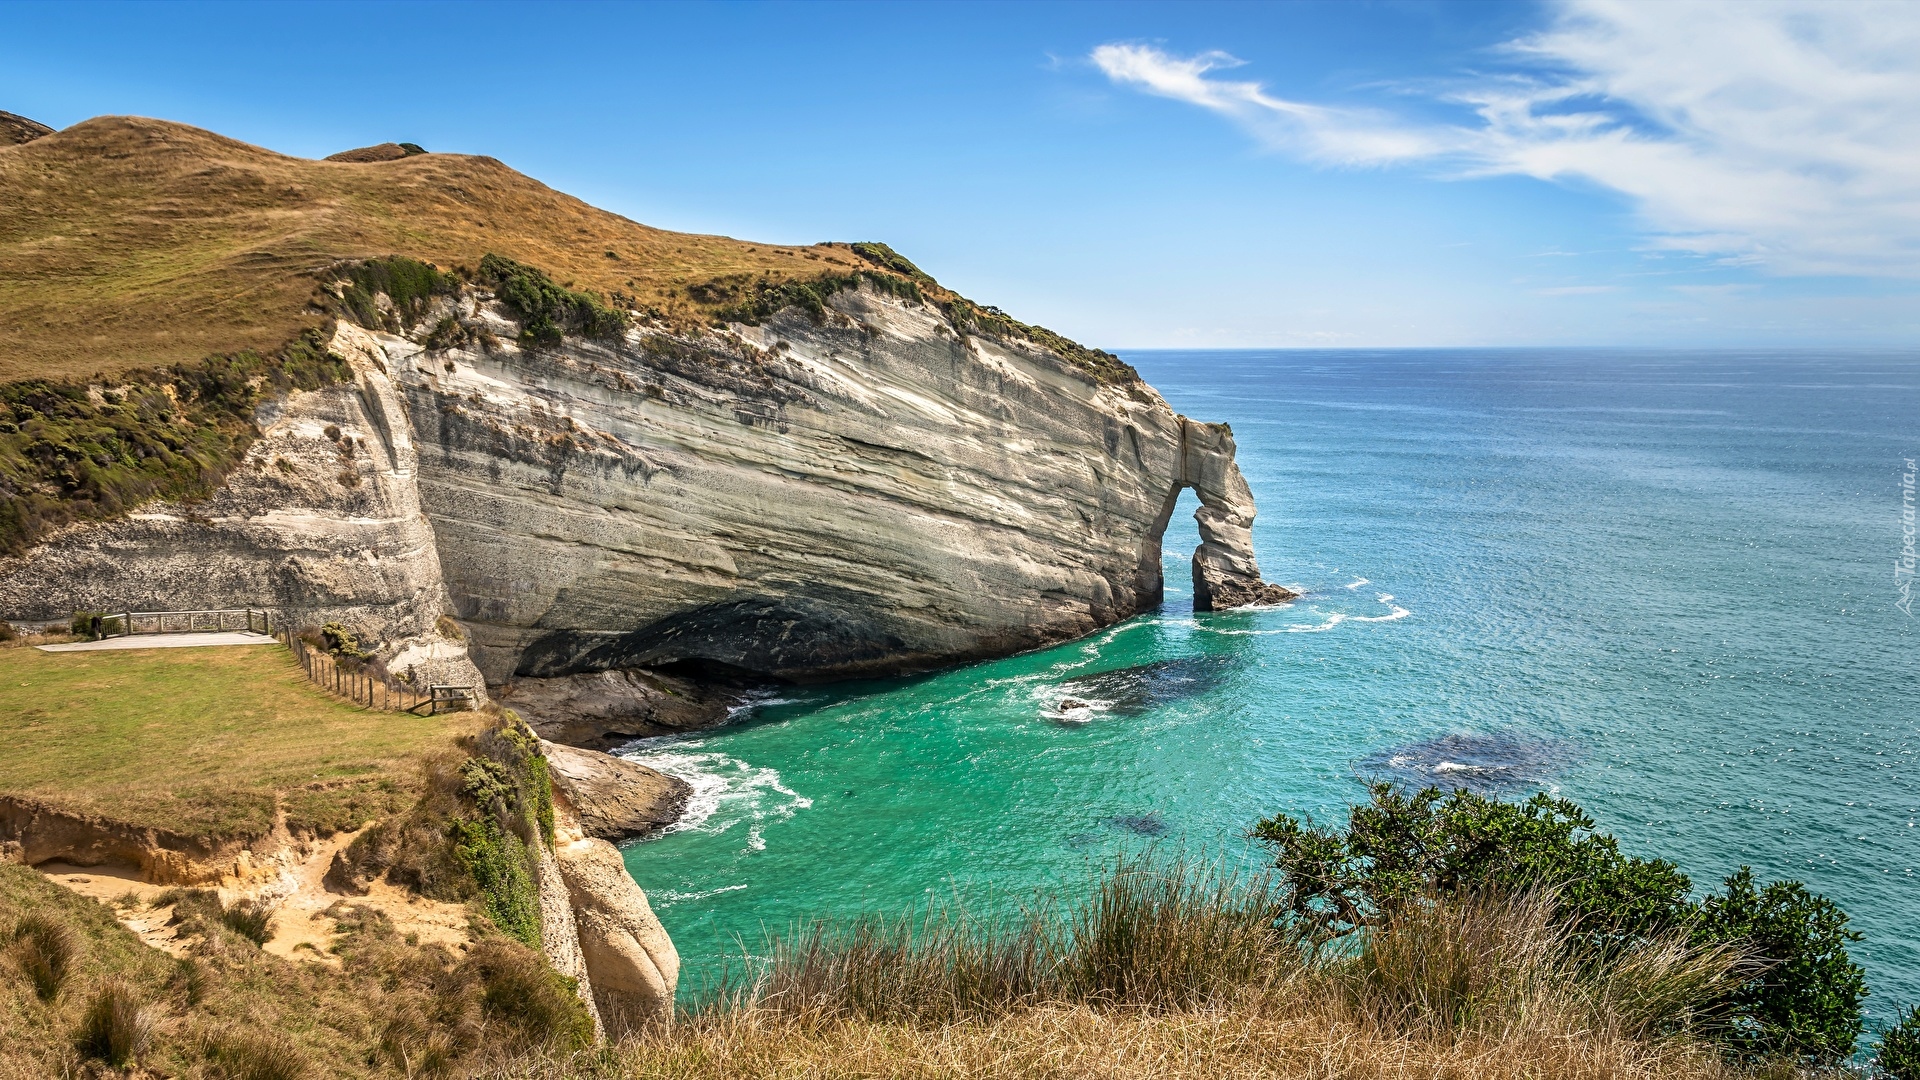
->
[283, 628, 473, 715]
[99, 608, 272, 638]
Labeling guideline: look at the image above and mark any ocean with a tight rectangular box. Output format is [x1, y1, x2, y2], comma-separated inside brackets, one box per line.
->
[619, 348, 1920, 1019]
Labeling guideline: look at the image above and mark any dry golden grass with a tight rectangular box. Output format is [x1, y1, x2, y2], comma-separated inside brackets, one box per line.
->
[0, 115, 870, 382]
[495, 868, 1776, 1080]
[560, 1001, 1749, 1080]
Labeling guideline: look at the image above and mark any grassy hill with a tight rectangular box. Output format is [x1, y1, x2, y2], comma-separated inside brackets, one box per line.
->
[0, 115, 874, 383]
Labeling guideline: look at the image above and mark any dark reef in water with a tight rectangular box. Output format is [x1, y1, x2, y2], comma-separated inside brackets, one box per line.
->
[1054, 656, 1233, 716]
[1360, 731, 1574, 794]
[1102, 812, 1171, 837]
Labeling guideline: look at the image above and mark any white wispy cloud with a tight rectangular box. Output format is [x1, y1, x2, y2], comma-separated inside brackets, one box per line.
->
[1092, 1, 1920, 277]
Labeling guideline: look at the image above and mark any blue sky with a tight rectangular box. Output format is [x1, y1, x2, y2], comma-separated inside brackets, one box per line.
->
[5, 0, 1917, 348]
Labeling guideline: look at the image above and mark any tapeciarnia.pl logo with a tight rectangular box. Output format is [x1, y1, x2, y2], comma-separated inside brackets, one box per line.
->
[1900, 457, 1916, 617]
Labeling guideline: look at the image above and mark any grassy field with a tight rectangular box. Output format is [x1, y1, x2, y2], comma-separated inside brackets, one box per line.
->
[0, 116, 874, 382]
[0, 643, 468, 838]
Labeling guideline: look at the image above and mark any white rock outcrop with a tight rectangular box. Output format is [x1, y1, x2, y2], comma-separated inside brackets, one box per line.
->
[0, 283, 1288, 690]
[548, 820, 679, 1034]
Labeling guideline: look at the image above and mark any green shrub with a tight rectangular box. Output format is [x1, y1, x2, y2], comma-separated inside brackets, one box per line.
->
[479, 253, 628, 346]
[7, 911, 81, 1000]
[68, 611, 101, 641]
[1254, 784, 1868, 1063]
[1693, 868, 1866, 1061]
[1878, 1004, 1920, 1080]
[450, 816, 539, 948]
[331, 255, 458, 333]
[76, 980, 155, 1067]
[319, 621, 366, 659]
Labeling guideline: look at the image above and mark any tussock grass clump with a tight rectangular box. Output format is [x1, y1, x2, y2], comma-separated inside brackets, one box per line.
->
[222, 899, 275, 946]
[7, 911, 81, 1001]
[153, 889, 274, 947]
[76, 979, 156, 1067]
[199, 1025, 310, 1080]
[458, 940, 596, 1053]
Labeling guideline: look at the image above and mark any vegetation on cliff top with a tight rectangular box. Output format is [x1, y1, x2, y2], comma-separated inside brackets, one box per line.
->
[0, 115, 867, 383]
[0, 329, 350, 557]
[0, 116, 1131, 389]
[479, 253, 630, 347]
[684, 240, 1140, 385]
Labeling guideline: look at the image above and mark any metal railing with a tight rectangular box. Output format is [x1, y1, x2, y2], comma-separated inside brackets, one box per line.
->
[102, 608, 273, 638]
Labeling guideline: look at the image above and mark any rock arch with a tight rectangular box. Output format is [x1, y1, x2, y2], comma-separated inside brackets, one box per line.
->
[1139, 419, 1298, 612]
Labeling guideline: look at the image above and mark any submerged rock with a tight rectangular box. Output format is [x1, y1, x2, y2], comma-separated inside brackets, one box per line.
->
[540, 741, 690, 843]
[1056, 656, 1234, 716]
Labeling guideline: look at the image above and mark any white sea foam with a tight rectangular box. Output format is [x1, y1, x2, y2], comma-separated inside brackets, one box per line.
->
[1200, 602, 1411, 634]
[616, 740, 812, 840]
[656, 883, 748, 905]
[1345, 577, 1370, 589]
[725, 688, 800, 721]
[1040, 695, 1113, 724]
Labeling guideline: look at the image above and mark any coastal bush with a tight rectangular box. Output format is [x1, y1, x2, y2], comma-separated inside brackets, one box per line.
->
[7, 911, 81, 1000]
[1692, 868, 1865, 1061]
[1254, 784, 1867, 1063]
[318, 620, 367, 659]
[0, 328, 352, 555]
[479, 253, 629, 346]
[330, 255, 459, 333]
[447, 714, 556, 948]
[1252, 784, 1695, 950]
[76, 979, 155, 1067]
[1879, 1004, 1920, 1079]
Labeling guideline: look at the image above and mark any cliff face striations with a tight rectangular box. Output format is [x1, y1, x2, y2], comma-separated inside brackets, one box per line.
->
[0, 281, 1291, 703]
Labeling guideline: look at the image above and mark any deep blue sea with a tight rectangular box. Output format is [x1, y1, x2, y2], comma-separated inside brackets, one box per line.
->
[621, 349, 1920, 1023]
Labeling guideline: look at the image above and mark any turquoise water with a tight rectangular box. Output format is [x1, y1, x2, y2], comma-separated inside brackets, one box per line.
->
[621, 349, 1920, 1018]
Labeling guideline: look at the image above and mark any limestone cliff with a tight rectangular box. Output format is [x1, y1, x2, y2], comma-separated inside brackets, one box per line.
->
[0, 276, 1292, 708]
